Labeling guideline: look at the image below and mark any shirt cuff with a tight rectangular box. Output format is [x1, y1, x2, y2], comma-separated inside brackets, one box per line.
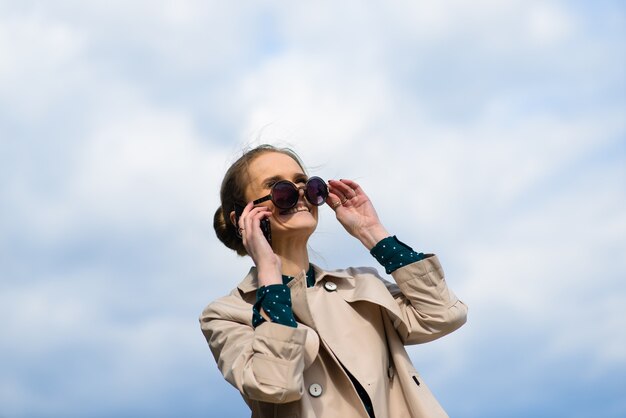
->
[370, 235, 426, 274]
[252, 284, 298, 328]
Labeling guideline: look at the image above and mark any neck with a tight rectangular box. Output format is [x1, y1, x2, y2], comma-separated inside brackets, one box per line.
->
[272, 235, 310, 277]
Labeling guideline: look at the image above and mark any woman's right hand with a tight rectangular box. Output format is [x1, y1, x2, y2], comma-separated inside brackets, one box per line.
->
[237, 202, 282, 286]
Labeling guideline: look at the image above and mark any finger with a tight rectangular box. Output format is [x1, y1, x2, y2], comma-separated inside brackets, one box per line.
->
[328, 181, 348, 201]
[238, 201, 255, 229]
[325, 192, 344, 211]
[328, 189, 347, 205]
[330, 180, 356, 206]
[337, 178, 363, 197]
[329, 179, 356, 200]
[239, 205, 270, 237]
[242, 206, 270, 231]
[241, 209, 271, 250]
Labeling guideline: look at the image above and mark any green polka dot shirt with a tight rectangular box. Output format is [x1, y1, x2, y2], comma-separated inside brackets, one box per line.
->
[252, 236, 425, 328]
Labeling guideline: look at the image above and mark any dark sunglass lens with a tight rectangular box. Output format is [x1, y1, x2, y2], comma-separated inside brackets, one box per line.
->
[272, 181, 299, 209]
[306, 177, 328, 206]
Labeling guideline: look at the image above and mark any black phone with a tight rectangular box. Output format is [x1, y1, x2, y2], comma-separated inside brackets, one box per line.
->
[234, 203, 272, 245]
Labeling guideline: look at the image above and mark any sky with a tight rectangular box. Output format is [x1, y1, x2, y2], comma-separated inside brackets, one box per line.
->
[0, 1, 625, 417]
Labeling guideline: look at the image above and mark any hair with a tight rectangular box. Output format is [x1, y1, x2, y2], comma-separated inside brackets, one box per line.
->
[213, 144, 306, 256]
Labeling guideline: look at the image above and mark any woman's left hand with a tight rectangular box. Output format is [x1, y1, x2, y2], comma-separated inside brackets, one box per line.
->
[326, 179, 390, 250]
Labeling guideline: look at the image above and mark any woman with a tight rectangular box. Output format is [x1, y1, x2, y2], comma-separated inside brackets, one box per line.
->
[200, 145, 467, 418]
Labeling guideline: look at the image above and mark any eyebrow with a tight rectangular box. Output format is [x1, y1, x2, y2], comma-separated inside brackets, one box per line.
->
[262, 173, 307, 186]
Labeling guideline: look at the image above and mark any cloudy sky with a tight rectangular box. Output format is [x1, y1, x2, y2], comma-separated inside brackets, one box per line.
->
[1, 1, 624, 417]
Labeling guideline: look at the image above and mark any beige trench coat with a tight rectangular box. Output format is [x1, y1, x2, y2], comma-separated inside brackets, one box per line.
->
[200, 255, 467, 417]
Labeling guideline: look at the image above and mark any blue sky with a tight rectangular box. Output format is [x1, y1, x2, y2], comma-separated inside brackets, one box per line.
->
[1, 1, 625, 417]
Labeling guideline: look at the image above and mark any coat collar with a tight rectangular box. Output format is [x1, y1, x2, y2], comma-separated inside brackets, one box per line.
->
[236, 263, 354, 295]
[236, 263, 406, 339]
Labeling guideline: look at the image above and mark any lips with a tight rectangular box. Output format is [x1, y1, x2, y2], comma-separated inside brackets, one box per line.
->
[280, 206, 310, 215]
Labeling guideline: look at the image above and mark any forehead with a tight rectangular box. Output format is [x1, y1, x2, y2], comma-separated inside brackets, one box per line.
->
[247, 152, 304, 182]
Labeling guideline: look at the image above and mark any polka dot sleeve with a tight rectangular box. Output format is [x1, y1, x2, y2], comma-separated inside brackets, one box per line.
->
[370, 235, 426, 274]
[252, 284, 298, 328]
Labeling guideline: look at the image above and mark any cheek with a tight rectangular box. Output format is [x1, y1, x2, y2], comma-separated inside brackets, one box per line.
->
[244, 183, 268, 203]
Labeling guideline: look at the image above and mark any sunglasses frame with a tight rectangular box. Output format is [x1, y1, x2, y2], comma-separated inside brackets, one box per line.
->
[252, 176, 328, 210]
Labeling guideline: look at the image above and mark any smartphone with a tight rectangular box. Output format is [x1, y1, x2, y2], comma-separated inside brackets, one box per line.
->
[234, 203, 272, 245]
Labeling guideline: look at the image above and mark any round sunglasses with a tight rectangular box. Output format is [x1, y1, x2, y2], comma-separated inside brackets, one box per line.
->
[252, 176, 329, 210]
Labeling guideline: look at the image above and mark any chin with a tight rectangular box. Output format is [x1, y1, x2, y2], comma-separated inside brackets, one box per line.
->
[273, 216, 318, 237]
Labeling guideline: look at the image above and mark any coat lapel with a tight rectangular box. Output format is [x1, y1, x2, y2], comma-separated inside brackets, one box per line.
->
[313, 265, 406, 326]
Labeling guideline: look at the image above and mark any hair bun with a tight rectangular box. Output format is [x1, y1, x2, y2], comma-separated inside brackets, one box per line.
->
[214, 205, 247, 256]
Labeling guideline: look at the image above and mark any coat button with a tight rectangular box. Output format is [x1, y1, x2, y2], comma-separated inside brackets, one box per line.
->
[324, 281, 337, 291]
[309, 383, 323, 397]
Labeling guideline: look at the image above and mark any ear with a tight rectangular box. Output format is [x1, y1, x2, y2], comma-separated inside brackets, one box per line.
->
[229, 210, 237, 227]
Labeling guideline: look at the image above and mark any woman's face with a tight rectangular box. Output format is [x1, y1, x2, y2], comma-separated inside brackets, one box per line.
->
[244, 152, 319, 243]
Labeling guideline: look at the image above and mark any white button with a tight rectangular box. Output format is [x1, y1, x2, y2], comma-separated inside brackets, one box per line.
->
[324, 281, 337, 291]
[309, 383, 323, 397]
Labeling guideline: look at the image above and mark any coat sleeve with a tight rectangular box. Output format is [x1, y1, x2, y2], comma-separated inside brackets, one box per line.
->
[199, 295, 307, 403]
[382, 255, 468, 345]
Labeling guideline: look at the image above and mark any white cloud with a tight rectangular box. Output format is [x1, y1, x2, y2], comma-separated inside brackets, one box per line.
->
[0, 12, 86, 118]
[1, 1, 624, 417]
[526, 3, 576, 46]
[237, 52, 395, 154]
